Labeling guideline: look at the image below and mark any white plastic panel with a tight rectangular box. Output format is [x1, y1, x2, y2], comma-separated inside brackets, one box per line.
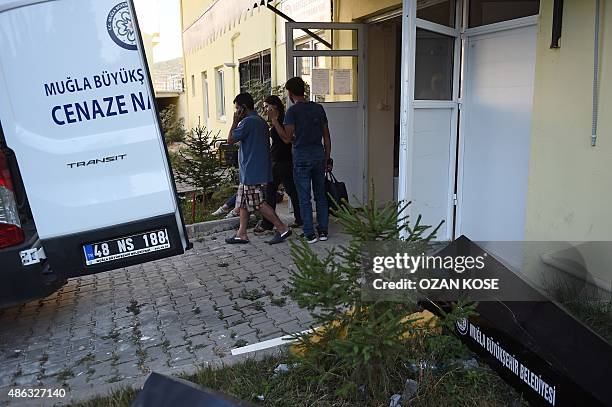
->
[0, 0, 178, 239]
[409, 108, 455, 240]
[457, 25, 537, 243]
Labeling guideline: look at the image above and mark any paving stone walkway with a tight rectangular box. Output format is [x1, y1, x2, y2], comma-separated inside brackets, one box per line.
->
[0, 222, 348, 406]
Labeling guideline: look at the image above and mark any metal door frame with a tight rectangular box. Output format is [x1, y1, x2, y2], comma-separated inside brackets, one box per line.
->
[286, 22, 368, 202]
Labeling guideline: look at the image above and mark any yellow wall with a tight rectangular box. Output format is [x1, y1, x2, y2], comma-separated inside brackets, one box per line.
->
[525, 0, 612, 241]
[334, 0, 401, 21]
[180, 0, 214, 30]
[182, 6, 275, 136]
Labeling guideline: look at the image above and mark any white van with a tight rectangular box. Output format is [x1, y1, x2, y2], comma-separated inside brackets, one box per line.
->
[0, 0, 191, 307]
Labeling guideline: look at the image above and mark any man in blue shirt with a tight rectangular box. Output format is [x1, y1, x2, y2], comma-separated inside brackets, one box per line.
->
[270, 77, 332, 244]
[226, 93, 291, 245]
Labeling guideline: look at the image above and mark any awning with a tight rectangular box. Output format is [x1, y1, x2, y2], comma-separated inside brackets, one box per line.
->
[182, 0, 333, 55]
[183, 0, 272, 55]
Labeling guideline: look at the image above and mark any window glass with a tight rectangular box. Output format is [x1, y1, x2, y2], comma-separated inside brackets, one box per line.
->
[414, 29, 454, 101]
[293, 55, 358, 103]
[216, 69, 225, 119]
[201, 72, 209, 123]
[469, 0, 540, 28]
[262, 53, 272, 84]
[239, 52, 272, 93]
[417, 0, 456, 28]
[291, 29, 355, 51]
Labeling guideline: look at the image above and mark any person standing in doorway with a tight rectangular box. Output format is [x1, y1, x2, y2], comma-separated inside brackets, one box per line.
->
[255, 95, 303, 235]
[225, 93, 291, 245]
[269, 77, 332, 243]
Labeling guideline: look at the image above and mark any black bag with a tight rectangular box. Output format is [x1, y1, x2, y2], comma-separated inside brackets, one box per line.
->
[325, 171, 349, 214]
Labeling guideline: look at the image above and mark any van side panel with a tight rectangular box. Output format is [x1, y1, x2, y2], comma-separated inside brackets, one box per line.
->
[0, 0, 182, 240]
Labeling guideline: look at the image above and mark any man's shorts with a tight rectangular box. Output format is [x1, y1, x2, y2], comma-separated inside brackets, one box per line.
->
[235, 184, 266, 212]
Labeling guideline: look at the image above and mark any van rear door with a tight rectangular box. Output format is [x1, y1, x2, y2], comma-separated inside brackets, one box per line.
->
[0, 0, 190, 277]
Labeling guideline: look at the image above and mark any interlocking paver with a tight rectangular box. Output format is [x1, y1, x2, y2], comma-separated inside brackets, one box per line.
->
[0, 221, 348, 405]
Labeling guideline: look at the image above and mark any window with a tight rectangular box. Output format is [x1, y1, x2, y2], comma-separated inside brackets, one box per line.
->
[469, 0, 540, 28]
[201, 71, 209, 124]
[215, 68, 226, 119]
[417, 0, 456, 28]
[190, 75, 195, 97]
[295, 43, 312, 76]
[414, 29, 454, 100]
[239, 51, 272, 92]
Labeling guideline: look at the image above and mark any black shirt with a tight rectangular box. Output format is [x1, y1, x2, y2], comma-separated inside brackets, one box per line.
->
[269, 126, 292, 163]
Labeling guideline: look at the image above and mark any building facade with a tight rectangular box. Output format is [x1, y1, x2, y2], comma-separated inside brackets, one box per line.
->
[180, 0, 332, 137]
[181, 0, 611, 275]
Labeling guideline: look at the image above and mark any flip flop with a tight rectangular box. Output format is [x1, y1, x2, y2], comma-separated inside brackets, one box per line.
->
[225, 236, 250, 244]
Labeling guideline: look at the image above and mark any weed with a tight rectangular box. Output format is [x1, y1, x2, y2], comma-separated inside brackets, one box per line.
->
[233, 339, 248, 348]
[239, 288, 264, 301]
[271, 297, 287, 307]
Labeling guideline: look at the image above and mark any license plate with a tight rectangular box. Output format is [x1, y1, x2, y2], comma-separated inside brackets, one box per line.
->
[83, 229, 170, 266]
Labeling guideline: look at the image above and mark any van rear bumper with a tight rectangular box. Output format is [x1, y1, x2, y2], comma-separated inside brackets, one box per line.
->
[0, 236, 66, 308]
[41, 213, 187, 278]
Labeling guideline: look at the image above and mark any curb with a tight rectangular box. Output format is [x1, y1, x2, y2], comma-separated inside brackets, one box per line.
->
[186, 217, 239, 237]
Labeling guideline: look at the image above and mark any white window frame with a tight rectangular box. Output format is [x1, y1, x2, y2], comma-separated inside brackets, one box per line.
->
[215, 67, 226, 121]
[201, 71, 209, 125]
[190, 74, 195, 97]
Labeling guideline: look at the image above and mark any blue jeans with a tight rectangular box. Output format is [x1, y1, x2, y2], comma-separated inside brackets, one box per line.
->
[293, 159, 328, 237]
[225, 194, 237, 208]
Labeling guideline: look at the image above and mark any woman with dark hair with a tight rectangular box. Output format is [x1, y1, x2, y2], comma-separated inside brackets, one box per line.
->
[255, 95, 302, 233]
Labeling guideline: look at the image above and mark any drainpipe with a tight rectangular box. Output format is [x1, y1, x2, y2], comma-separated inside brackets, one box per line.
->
[591, 0, 601, 147]
[271, 5, 277, 86]
[230, 32, 241, 97]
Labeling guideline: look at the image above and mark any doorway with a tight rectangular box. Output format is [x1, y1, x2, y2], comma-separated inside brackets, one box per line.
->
[366, 16, 403, 204]
[285, 22, 367, 206]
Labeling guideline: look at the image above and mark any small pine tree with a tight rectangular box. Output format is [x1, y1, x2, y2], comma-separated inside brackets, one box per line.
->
[175, 125, 226, 200]
[287, 199, 475, 401]
[159, 104, 187, 144]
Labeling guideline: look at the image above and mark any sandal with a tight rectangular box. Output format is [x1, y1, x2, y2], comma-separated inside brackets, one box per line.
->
[225, 236, 250, 244]
[254, 221, 274, 236]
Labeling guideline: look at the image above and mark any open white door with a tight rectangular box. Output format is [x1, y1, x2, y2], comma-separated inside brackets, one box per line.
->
[286, 22, 366, 206]
[398, 0, 462, 241]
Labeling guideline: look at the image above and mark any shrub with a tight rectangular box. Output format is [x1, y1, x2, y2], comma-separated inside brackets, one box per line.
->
[174, 125, 227, 200]
[287, 199, 475, 401]
[159, 104, 187, 144]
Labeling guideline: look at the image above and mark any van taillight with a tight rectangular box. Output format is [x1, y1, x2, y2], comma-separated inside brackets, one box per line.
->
[0, 150, 24, 248]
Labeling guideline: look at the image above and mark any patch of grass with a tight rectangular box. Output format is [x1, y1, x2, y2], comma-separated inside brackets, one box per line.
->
[126, 300, 141, 315]
[233, 339, 249, 348]
[71, 387, 137, 407]
[72, 355, 526, 407]
[270, 297, 287, 307]
[230, 319, 248, 327]
[56, 368, 75, 381]
[239, 288, 265, 301]
[77, 353, 95, 365]
[105, 375, 123, 384]
[252, 301, 265, 312]
[101, 330, 120, 341]
[547, 279, 612, 342]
